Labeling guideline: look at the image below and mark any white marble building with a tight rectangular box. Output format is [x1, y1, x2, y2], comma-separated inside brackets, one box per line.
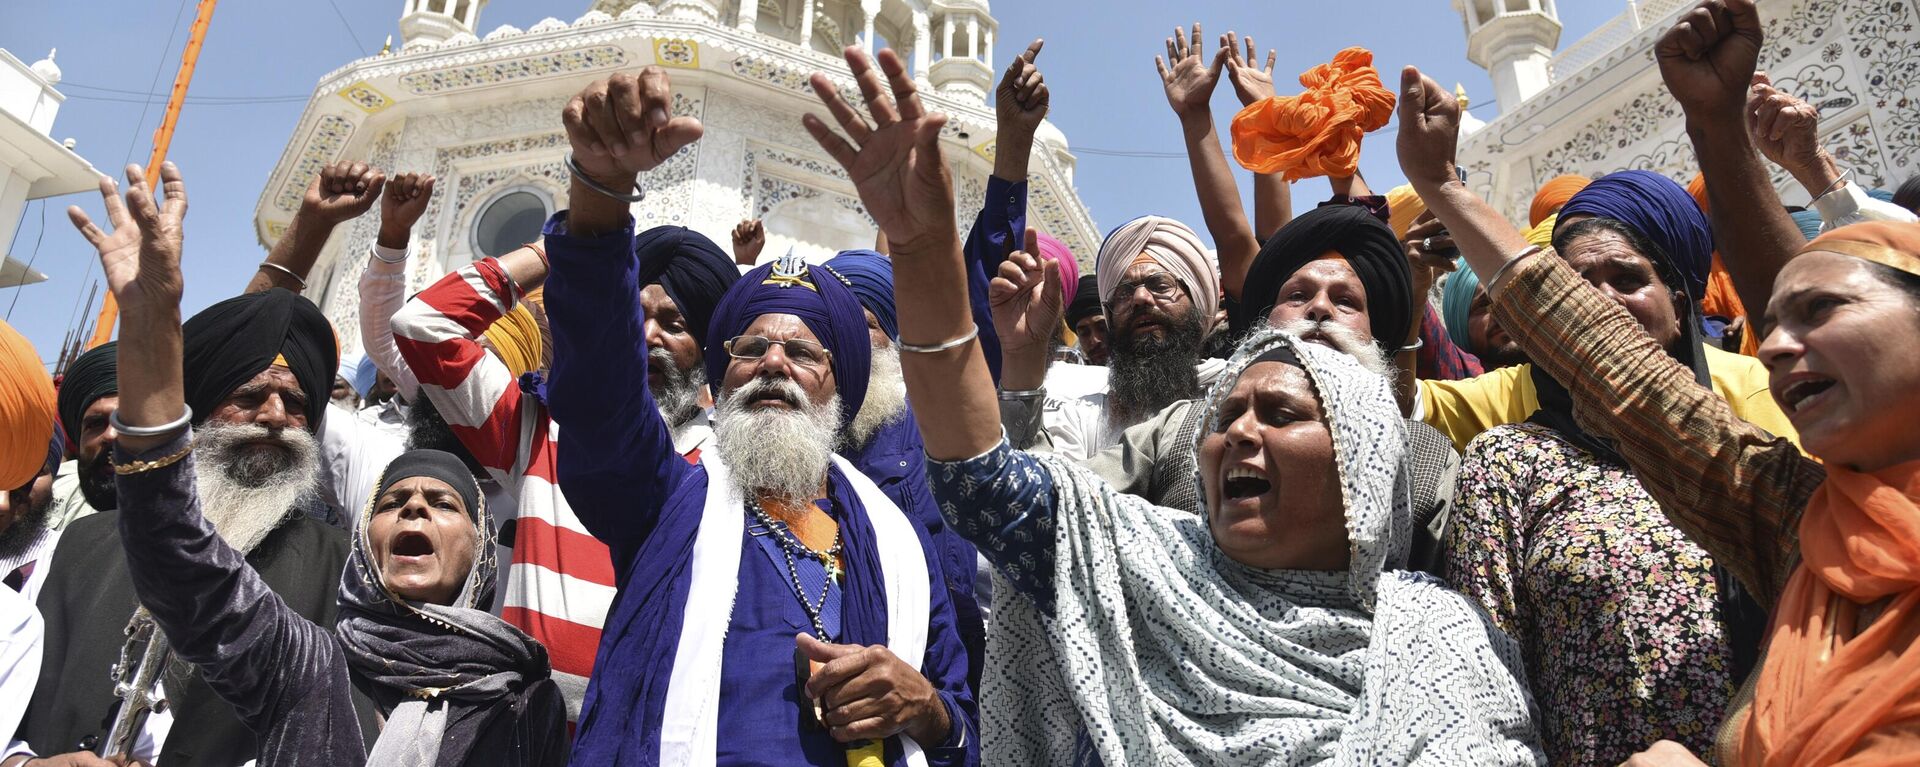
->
[1453, 0, 1920, 224]
[253, 0, 1100, 353]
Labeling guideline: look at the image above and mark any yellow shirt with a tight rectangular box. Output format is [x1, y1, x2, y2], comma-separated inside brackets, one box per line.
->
[1419, 345, 1798, 454]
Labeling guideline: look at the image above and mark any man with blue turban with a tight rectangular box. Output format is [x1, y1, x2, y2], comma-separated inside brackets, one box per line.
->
[540, 67, 975, 766]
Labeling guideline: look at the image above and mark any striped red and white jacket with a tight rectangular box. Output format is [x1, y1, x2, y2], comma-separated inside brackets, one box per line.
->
[391, 257, 710, 723]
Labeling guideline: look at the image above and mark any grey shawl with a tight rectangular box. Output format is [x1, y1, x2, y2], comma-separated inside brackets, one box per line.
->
[982, 329, 1544, 765]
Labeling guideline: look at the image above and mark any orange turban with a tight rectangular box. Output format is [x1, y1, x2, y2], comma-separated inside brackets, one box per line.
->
[1231, 47, 1395, 182]
[0, 320, 55, 490]
[1386, 185, 1426, 240]
[1687, 172, 1710, 214]
[1528, 175, 1591, 228]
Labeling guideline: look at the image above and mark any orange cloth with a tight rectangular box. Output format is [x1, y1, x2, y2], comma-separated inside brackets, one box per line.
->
[1803, 220, 1920, 277]
[1528, 175, 1591, 228]
[1701, 253, 1758, 356]
[1738, 460, 1920, 766]
[1230, 47, 1394, 182]
[1386, 184, 1425, 240]
[0, 319, 55, 490]
[1689, 172, 1711, 214]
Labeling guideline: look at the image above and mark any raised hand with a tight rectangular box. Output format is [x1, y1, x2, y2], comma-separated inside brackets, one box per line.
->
[1656, 0, 1764, 116]
[1155, 24, 1227, 116]
[802, 47, 956, 255]
[1402, 212, 1459, 320]
[377, 172, 435, 248]
[70, 163, 187, 313]
[996, 39, 1049, 137]
[989, 228, 1065, 352]
[304, 161, 385, 226]
[731, 218, 767, 266]
[1222, 31, 1278, 107]
[1395, 66, 1462, 193]
[1746, 72, 1829, 181]
[561, 68, 705, 188]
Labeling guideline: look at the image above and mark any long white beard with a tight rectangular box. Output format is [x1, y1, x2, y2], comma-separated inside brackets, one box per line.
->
[651, 347, 706, 432]
[714, 377, 842, 504]
[193, 421, 320, 554]
[847, 343, 907, 449]
[1270, 318, 1393, 379]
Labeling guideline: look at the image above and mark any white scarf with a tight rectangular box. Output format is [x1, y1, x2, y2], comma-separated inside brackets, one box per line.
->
[983, 331, 1545, 765]
[660, 452, 930, 767]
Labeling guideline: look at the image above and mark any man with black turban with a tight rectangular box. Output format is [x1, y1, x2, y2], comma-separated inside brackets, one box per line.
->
[51, 342, 120, 522]
[392, 223, 740, 728]
[1064, 274, 1107, 365]
[23, 173, 375, 767]
[539, 67, 975, 765]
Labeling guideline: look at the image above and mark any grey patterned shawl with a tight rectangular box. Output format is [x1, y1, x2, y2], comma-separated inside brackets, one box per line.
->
[982, 329, 1544, 765]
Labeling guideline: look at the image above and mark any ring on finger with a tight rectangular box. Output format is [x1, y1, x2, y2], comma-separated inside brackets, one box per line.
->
[1420, 236, 1435, 251]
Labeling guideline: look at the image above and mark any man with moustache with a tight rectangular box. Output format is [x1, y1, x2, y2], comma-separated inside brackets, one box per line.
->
[538, 64, 974, 764]
[47, 344, 120, 528]
[17, 241, 375, 761]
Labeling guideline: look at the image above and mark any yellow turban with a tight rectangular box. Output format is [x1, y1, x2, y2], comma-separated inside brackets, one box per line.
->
[1386, 185, 1426, 240]
[0, 320, 55, 490]
[483, 303, 545, 379]
[1525, 213, 1558, 250]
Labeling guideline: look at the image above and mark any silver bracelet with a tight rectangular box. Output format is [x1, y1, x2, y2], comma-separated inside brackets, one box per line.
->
[371, 245, 408, 264]
[258, 261, 307, 290]
[1397, 338, 1424, 353]
[1487, 245, 1545, 291]
[1811, 167, 1854, 203]
[897, 325, 979, 354]
[110, 405, 193, 437]
[564, 152, 646, 203]
[997, 387, 1046, 400]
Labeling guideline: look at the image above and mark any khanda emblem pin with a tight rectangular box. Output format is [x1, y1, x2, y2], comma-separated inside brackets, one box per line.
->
[763, 251, 818, 291]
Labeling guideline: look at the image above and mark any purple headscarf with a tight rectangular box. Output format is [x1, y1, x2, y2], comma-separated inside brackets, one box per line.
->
[1556, 170, 1714, 299]
[704, 253, 871, 428]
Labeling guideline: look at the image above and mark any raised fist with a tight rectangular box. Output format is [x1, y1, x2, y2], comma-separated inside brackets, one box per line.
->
[561, 68, 704, 192]
[378, 172, 435, 247]
[731, 218, 766, 266]
[304, 161, 384, 225]
[1656, 0, 1764, 117]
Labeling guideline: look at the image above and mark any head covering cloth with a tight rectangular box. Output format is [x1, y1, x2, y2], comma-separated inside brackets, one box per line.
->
[705, 254, 871, 428]
[1033, 232, 1081, 306]
[825, 249, 898, 339]
[0, 320, 55, 490]
[1236, 203, 1412, 349]
[480, 303, 543, 379]
[1095, 216, 1219, 329]
[58, 341, 117, 447]
[1440, 268, 1481, 352]
[181, 288, 335, 433]
[1530, 175, 1592, 228]
[1557, 170, 1715, 300]
[633, 225, 740, 351]
[1800, 219, 1920, 276]
[980, 326, 1543, 764]
[1385, 184, 1426, 240]
[1065, 275, 1103, 327]
[1230, 47, 1395, 182]
[335, 449, 555, 766]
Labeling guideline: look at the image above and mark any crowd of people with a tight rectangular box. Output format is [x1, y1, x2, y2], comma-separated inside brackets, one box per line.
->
[0, 0, 1917, 763]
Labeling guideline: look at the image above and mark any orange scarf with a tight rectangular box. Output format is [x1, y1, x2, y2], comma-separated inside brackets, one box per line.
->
[1740, 459, 1920, 765]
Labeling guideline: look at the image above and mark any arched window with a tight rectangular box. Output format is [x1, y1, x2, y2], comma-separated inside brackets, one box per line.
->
[469, 187, 551, 260]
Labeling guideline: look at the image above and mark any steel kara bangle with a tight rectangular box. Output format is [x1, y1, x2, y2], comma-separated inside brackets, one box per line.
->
[565, 152, 646, 203]
[897, 325, 980, 354]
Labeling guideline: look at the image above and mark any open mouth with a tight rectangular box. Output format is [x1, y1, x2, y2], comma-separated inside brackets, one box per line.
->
[747, 387, 800, 410]
[1222, 466, 1272, 501]
[1779, 375, 1837, 415]
[391, 530, 436, 561]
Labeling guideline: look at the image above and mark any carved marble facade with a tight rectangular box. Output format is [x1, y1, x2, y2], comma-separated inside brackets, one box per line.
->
[253, 0, 1096, 355]
[1456, 0, 1920, 224]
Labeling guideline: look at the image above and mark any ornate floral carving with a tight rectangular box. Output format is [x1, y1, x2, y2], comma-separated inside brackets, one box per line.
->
[337, 81, 393, 113]
[398, 45, 629, 95]
[274, 115, 355, 212]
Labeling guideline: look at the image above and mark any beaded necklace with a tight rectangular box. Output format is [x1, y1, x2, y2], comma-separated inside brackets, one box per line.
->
[747, 498, 844, 641]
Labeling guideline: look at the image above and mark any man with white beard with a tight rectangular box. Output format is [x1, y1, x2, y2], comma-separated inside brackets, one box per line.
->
[996, 203, 1464, 575]
[391, 223, 738, 728]
[18, 279, 376, 764]
[539, 64, 974, 764]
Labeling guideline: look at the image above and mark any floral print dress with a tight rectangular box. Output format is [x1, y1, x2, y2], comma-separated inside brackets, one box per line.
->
[1445, 422, 1735, 766]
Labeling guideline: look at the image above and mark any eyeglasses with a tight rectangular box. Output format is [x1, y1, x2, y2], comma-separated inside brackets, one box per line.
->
[1107, 273, 1185, 305]
[724, 335, 834, 368]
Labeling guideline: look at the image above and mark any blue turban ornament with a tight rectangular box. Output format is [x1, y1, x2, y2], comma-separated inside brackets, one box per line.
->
[1556, 169, 1715, 299]
[705, 253, 871, 428]
[633, 225, 740, 351]
[824, 249, 898, 339]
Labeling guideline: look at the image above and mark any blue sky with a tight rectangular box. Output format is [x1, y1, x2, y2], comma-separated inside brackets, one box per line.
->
[2, 0, 1622, 366]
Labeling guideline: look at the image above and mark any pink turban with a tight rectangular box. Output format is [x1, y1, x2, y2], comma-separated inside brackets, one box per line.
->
[1032, 231, 1080, 306]
[1094, 216, 1219, 331]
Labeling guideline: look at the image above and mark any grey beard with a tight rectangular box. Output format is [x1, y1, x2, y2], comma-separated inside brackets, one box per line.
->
[0, 487, 52, 560]
[714, 377, 841, 505]
[1105, 307, 1206, 429]
[193, 421, 319, 554]
[650, 347, 706, 432]
[847, 343, 907, 449]
[1269, 318, 1393, 379]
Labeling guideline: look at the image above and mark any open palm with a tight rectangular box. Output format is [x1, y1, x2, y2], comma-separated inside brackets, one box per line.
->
[69, 163, 187, 313]
[803, 47, 956, 255]
[1155, 24, 1225, 116]
[1223, 32, 1278, 107]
